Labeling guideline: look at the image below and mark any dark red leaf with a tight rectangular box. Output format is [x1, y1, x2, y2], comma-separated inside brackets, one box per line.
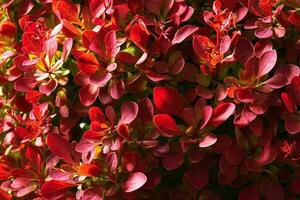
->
[153, 86, 184, 116]
[162, 152, 184, 170]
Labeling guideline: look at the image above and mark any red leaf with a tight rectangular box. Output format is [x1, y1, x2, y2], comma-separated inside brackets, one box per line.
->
[0, 20, 16, 37]
[209, 102, 236, 127]
[62, 19, 81, 38]
[0, 188, 12, 200]
[89, 106, 106, 122]
[128, 20, 149, 51]
[25, 146, 42, 165]
[171, 25, 199, 45]
[122, 172, 147, 193]
[258, 50, 277, 78]
[47, 133, 74, 164]
[57, 0, 79, 23]
[25, 90, 42, 103]
[153, 86, 184, 116]
[289, 11, 300, 28]
[41, 180, 75, 199]
[281, 92, 296, 113]
[78, 53, 99, 75]
[82, 30, 101, 54]
[22, 32, 42, 54]
[162, 153, 184, 170]
[153, 114, 181, 137]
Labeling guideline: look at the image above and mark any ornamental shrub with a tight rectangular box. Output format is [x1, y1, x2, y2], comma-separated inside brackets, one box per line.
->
[1, 0, 300, 199]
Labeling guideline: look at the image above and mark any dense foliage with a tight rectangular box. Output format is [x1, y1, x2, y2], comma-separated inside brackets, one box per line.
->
[1, 0, 300, 199]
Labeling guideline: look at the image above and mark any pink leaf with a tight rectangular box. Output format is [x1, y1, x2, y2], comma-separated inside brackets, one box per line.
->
[62, 38, 73, 60]
[122, 172, 147, 193]
[199, 133, 217, 148]
[105, 30, 118, 58]
[106, 152, 118, 172]
[39, 79, 58, 96]
[89, 71, 112, 87]
[109, 79, 125, 99]
[219, 35, 231, 54]
[16, 183, 37, 197]
[199, 106, 213, 129]
[258, 50, 277, 78]
[171, 25, 199, 45]
[119, 101, 139, 125]
[275, 64, 300, 85]
[254, 39, 273, 58]
[254, 28, 273, 38]
[44, 37, 57, 59]
[263, 75, 287, 89]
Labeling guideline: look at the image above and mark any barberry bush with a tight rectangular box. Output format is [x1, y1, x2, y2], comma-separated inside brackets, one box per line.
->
[1, 0, 300, 199]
